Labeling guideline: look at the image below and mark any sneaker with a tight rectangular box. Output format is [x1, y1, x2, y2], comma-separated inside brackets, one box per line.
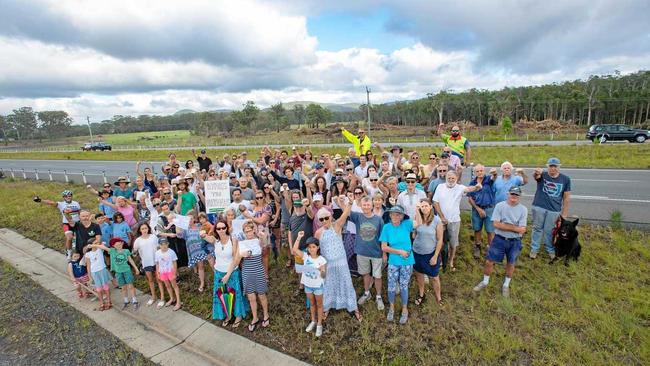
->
[399, 312, 408, 324]
[122, 302, 129, 310]
[473, 244, 481, 259]
[305, 321, 316, 333]
[548, 252, 556, 260]
[132, 301, 139, 310]
[66, 249, 72, 260]
[357, 292, 371, 305]
[529, 251, 538, 259]
[146, 298, 155, 306]
[156, 300, 165, 309]
[375, 297, 385, 311]
[386, 309, 394, 322]
[473, 281, 488, 292]
[502, 286, 510, 298]
[315, 325, 323, 337]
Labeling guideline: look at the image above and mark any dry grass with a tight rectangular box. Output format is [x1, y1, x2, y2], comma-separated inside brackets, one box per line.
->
[1, 179, 649, 365]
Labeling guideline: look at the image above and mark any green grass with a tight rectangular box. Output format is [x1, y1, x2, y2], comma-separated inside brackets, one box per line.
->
[1, 180, 649, 365]
[1, 143, 649, 169]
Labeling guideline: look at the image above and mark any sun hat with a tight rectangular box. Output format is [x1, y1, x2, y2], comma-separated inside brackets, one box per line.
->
[405, 172, 417, 180]
[109, 237, 125, 248]
[114, 176, 130, 185]
[317, 207, 331, 219]
[391, 145, 403, 153]
[385, 205, 409, 219]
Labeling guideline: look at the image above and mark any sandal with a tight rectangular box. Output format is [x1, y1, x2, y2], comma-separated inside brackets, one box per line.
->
[450, 266, 457, 272]
[248, 319, 260, 332]
[222, 318, 232, 327]
[105, 302, 113, 310]
[414, 294, 426, 306]
[231, 319, 242, 328]
[285, 259, 292, 268]
[351, 311, 363, 322]
[322, 311, 329, 321]
[261, 317, 270, 328]
[198, 286, 204, 293]
[437, 299, 444, 307]
[173, 303, 182, 311]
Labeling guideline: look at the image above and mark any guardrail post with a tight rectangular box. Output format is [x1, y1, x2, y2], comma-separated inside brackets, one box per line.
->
[10, 169, 15, 179]
[576, 133, 579, 140]
[102, 171, 107, 184]
[551, 133, 554, 140]
[48, 169, 53, 181]
[22, 168, 26, 179]
[35, 169, 39, 180]
[81, 171, 87, 184]
[126, 171, 130, 182]
[64, 170, 69, 183]
[526, 134, 529, 141]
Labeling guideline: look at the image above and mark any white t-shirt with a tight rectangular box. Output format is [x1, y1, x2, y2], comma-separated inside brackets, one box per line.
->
[155, 249, 178, 273]
[432, 184, 467, 223]
[84, 250, 106, 273]
[397, 189, 427, 219]
[301, 253, 327, 288]
[57, 200, 81, 224]
[133, 235, 158, 267]
[354, 164, 369, 178]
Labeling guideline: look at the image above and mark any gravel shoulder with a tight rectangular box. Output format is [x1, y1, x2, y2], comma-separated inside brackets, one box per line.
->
[0, 259, 155, 366]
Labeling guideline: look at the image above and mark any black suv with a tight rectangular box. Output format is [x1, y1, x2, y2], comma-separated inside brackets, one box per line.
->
[81, 142, 112, 151]
[586, 124, 649, 143]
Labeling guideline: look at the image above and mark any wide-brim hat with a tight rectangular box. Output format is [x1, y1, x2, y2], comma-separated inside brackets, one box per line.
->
[391, 145, 403, 153]
[385, 204, 409, 219]
[114, 176, 130, 185]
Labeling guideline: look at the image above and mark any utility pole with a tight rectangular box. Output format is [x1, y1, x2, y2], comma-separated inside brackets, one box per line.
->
[86, 116, 94, 143]
[365, 86, 371, 133]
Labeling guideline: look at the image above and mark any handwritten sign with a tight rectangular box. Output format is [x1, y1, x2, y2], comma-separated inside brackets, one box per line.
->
[204, 180, 231, 214]
[172, 215, 190, 230]
[238, 239, 262, 256]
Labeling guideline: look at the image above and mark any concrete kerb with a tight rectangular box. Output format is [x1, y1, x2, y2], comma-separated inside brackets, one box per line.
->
[0, 228, 310, 366]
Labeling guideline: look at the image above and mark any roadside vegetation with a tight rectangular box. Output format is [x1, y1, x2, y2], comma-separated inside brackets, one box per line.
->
[1, 143, 649, 169]
[1, 179, 648, 365]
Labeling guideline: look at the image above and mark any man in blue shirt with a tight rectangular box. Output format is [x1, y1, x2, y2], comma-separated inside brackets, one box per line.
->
[491, 161, 528, 203]
[473, 186, 528, 298]
[467, 164, 495, 259]
[530, 157, 571, 260]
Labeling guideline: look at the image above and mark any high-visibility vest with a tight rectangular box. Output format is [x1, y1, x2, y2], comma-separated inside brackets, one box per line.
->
[441, 134, 468, 158]
[341, 129, 372, 156]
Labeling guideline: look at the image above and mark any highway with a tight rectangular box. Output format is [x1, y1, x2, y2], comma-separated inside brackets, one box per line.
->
[1, 159, 649, 226]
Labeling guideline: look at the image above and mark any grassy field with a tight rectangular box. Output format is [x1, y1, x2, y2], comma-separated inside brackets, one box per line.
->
[1, 143, 649, 169]
[1, 179, 648, 365]
[0, 125, 587, 151]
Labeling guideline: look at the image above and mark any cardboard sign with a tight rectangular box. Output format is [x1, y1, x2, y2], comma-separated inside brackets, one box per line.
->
[204, 180, 231, 214]
[238, 239, 262, 256]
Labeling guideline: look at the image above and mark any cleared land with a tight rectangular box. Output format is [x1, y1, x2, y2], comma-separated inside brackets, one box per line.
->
[1, 143, 649, 169]
[0, 258, 154, 366]
[0, 180, 648, 365]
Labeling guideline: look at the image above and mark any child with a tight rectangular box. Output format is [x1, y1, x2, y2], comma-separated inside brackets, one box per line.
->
[198, 212, 214, 235]
[84, 240, 113, 310]
[292, 231, 327, 337]
[155, 238, 182, 311]
[67, 251, 90, 298]
[91, 238, 140, 310]
[133, 222, 165, 307]
[95, 213, 113, 243]
[112, 212, 132, 247]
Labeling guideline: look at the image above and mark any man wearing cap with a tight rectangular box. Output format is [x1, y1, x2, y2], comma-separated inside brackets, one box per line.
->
[467, 164, 496, 259]
[341, 127, 372, 156]
[192, 149, 212, 172]
[398, 173, 427, 219]
[529, 157, 571, 259]
[473, 186, 527, 297]
[437, 123, 471, 166]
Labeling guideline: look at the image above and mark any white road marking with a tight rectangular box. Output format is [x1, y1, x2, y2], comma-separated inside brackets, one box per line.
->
[522, 193, 650, 204]
[571, 179, 641, 183]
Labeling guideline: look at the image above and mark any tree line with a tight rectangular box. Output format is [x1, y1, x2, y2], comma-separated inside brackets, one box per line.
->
[1, 70, 648, 142]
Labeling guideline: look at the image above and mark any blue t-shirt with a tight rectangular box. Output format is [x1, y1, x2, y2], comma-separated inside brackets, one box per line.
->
[532, 172, 571, 212]
[379, 219, 415, 266]
[467, 175, 495, 207]
[113, 187, 134, 199]
[348, 212, 384, 258]
[99, 197, 116, 220]
[427, 177, 445, 195]
[492, 201, 528, 239]
[70, 260, 87, 278]
[493, 175, 524, 203]
[112, 221, 131, 243]
[100, 222, 112, 244]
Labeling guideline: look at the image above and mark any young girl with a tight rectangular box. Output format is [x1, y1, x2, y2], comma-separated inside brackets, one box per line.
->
[84, 240, 112, 310]
[111, 212, 132, 247]
[155, 238, 182, 311]
[237, 221, 270, 332]
[133, 222, 164, 307]
[292, 231, 327, 337]
[67, 251, 90, 298]
[91, 238, 140, 310]
[175, 210, 208, 293]
[198, 212, 214, 235]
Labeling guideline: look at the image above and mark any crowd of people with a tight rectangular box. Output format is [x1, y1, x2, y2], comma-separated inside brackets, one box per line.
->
[38, 124, 572, 337]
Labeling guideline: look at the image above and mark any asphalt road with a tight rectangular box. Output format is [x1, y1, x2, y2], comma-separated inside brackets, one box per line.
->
[1, 159, 649, 225]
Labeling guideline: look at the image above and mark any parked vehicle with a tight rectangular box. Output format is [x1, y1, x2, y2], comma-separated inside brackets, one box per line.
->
[586, 124, 650, 143]
[81, 142, 112, 151]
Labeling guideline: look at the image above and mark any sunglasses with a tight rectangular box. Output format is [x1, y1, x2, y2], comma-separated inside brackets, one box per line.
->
[187, 162, 193, 165]
[319, 216, 331, 222]
[354, 191, 363, 195]
[451, 130, 459, 132]
[438, 170, 447, 173]
[346, 168, 353, 171]
[413, 156, 420, 160]
[370, 179, 378, 182]
[103, 185, 111, 188]
[407, 180, 416, 184]
[163, 192, 171, 194]
[263, 186, 271, 189]
[429, 157, 436, 159]
[153, 203, 160, 207]
[255, 197, 264, 200]
[216, 226, 227, 231]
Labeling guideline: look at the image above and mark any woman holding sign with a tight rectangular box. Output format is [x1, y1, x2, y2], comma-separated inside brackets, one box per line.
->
[175, 210, 208, 293]
[236, 221, 270, 332]
[203, 220, 249, 328]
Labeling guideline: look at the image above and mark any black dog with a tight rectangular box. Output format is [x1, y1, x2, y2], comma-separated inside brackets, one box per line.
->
[550, 217, 581, 266]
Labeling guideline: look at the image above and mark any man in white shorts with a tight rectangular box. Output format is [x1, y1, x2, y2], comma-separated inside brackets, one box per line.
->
[432, 171, 482, 271]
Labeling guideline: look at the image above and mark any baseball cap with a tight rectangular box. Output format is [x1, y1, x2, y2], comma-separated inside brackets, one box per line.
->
[229, 173, 237, 178]
[369, 172, 379, 180]
[200, 149, 206, 154]
[335, 168, 344, 174]
[441, 152, 450, 158]
[312, 193, 324, 202]
[313, 163, 324, 169]
[334, 154, 342, 160]
[508, 186, 522, 196]
[546, 157, 561, 166]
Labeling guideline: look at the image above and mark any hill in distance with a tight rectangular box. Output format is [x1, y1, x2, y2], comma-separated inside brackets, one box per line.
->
[174, 101, 362, 116]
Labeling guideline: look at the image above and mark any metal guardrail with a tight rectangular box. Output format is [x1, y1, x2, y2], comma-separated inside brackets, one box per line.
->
[0, 167, 134, 185]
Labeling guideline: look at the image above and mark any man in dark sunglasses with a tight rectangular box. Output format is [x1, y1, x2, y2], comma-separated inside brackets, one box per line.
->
[437, 123, 471, 167]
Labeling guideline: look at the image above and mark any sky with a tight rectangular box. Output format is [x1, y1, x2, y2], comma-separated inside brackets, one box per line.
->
[0, 0, 648, 122]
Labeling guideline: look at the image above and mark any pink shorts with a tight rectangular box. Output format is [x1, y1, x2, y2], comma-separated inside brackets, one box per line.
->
[158, 270, 176, 281]
[63, 224, 72, 235]
[74, 274, 90, 284]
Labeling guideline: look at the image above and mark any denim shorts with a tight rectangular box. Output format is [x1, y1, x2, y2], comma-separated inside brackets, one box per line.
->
[487, 235, 522, 264]
[472, 206, 495, 233]
[115, 271, 134, 286]
[304, 285, 324, 296]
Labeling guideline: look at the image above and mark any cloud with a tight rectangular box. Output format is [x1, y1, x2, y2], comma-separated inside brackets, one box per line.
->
[0, 0, 317, 68]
